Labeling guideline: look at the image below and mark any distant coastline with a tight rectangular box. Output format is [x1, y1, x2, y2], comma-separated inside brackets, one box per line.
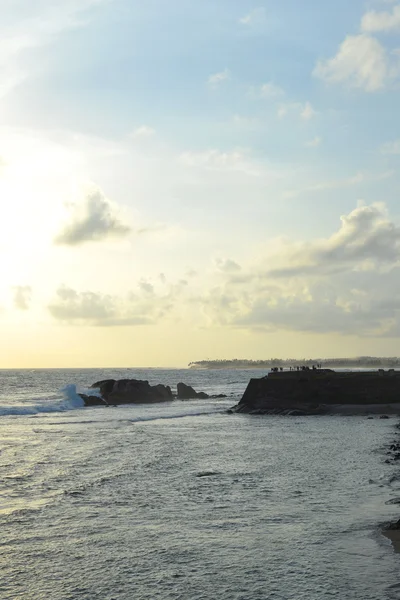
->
[189, 357, 400, 370]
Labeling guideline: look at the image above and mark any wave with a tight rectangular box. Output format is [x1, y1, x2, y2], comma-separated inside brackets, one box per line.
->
[0, 385, 229, 420]
[0, 384, 92, 417]
[124, 407, 227, 423]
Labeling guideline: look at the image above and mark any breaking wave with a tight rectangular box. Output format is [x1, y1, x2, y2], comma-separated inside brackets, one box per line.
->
[0, 384, 95, 417]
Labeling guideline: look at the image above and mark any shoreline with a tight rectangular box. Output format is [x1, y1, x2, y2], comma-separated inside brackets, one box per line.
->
[326, 403, 400, 416]
[232, 403, 400, 416]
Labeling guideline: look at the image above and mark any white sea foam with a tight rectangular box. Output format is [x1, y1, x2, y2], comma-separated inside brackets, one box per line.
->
[124, 406, 226, 423]
[0, 384, 89, 416]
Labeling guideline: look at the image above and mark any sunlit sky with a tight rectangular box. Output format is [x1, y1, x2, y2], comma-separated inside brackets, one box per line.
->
[1, 0, 400, 367]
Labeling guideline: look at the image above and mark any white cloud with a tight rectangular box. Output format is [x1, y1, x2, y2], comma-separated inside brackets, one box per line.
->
[283, 170, 393, 199]
[300, 101, 316, 120]
[48, 280, 184, 326]
[12, 286, 32, 310]
[131, 126, 156, 138]
[208, 69, 230, 86]
[0, 0, 110, 99]
[214, 258, 241, 273]
[277, 101, 316, 120]
[260, 82, 285, 98]
[239, 7, 267, 27]
[314, 34, 399, 92]
[179, 149, 261, 176]
[265, 203, 400, 277]
[361, 4, 400, 32]
[277, 105, 289, 118]
[200, 203, 400, 337]
[380, 139, 400, 154]
[305, 137, 322, 148]
[55, 187, 131, 246]
[232, 114, 259, 129]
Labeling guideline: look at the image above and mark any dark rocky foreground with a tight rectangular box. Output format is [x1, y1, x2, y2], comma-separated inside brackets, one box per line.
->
[79, 379, 226, 406]
[229, 370, 400, 416]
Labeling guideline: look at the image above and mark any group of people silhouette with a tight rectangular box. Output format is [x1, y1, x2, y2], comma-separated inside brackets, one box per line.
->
[270, 364, 323, 373]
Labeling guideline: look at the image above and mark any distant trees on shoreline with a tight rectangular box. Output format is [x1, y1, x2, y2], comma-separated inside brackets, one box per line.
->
[188, 357, 400, 369]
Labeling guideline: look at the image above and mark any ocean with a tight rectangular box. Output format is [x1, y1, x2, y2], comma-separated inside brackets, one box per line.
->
[1, 368, 400, 599]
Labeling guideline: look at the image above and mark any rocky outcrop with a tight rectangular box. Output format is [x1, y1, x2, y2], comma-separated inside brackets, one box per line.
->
[231, 370, 400, 415]
[80, 394, 109, 407]
[79, 378, 226, 407]
[80, 379, 173, 406]
[177, 382, 209, 400]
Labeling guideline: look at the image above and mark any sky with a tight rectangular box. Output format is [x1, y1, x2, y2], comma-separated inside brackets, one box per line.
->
[1, 0, 400, 367]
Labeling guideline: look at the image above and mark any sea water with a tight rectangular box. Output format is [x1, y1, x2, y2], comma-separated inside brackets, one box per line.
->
[1, 368, 400, 599]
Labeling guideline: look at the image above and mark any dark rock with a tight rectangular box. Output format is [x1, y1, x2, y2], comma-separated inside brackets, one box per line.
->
[177, 382, 209, 400]
[380, 415, 390, 419]
[84, 378, 173, 406]
[79, 394, 109, 407]
[386, 518, 400, 530]
[91, 379, 116, 394]
[231, 370, 400, 416]
[211, 394, 227, 398]
[196, 471, 220, 478]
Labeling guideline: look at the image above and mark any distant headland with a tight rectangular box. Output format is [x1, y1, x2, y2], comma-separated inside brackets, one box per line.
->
[189, 357, 400, 370]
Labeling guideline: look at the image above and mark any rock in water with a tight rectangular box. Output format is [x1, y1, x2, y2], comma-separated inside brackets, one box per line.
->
[83, 379, 173, 406]
[177, 382, 209, 400]
[79, 394, 109, 407]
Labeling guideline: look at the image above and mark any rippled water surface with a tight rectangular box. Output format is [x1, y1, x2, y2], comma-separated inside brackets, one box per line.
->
[1, 368, 400, 599]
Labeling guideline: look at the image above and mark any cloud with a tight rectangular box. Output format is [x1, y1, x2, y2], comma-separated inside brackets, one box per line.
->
[283, 172, 366, 199]
[131, 126, 156, 138]
[199, 203, 400, 337]
[214, 258, 241, 273]
[259, 82, 285, 98]
[0, 0, 110, 98]
[265, 203, 400, 278]
[208, 69, 230, 86]
[305, 137, 322, 148]
[361, 4, 400, 32]
[380, 139, 400, 154]
[300, 102, 316, 120]
[284, 171, 393, 200]
[55, 187, 131, 246]
[314, 34, 399, 92]
[278, 101, 316, 120]
[239, 8, 267, 26]
[12, 286, 32, 310]
[48, 282, 178, 326]
[179, 149, 261, 176]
